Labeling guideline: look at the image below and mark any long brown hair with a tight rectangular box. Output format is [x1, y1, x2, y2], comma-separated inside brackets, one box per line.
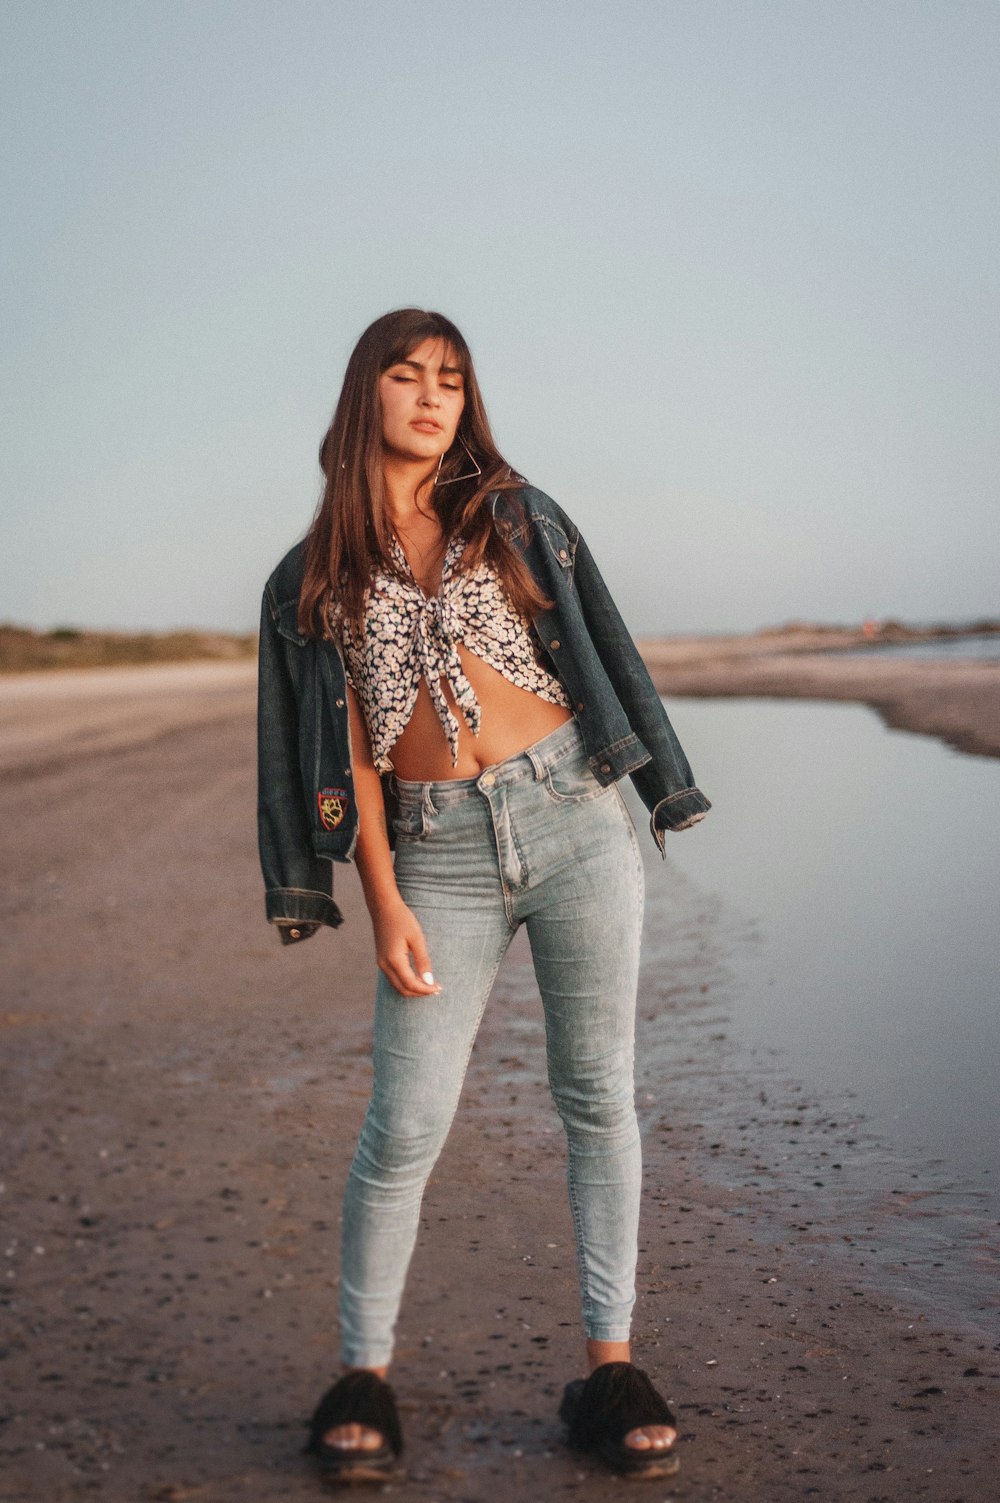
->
[297, 308, 550, 637]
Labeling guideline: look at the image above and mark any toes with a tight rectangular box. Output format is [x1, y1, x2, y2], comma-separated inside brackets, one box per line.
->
[624, 1424, 676, 1451]
[323, 1423, 384, 1451]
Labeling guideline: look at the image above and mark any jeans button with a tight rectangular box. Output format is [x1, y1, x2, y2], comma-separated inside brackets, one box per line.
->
[481, 772, 496, 787]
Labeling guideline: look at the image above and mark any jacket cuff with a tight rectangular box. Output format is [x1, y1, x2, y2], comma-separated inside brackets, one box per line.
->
[650, 789, 712, 854]
[265, 887, 343, 929]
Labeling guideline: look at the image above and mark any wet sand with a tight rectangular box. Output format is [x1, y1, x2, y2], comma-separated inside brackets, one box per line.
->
[1, 661, 997, 1501]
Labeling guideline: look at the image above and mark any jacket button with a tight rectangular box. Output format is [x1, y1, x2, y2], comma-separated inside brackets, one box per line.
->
[289, 927, 301, 939]
[576, 701, 584, 711]
[600, 763, 611, 774]
[335, 698, 345, 708]
[549, 639, 560, 650]
[558, 548, 568, 560]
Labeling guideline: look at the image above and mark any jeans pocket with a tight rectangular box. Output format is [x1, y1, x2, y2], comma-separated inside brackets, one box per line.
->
[543, 756, 613, 805]
[391, 803, 429, 840]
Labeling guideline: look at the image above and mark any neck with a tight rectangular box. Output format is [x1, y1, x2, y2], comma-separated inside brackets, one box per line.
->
[382, 452, 439, 526]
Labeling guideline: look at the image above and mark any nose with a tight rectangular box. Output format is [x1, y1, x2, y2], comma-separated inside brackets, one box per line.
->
[418, 385, 441, 407]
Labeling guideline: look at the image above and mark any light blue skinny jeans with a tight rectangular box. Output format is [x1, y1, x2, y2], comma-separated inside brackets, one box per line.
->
[339, 716, 646, 1368]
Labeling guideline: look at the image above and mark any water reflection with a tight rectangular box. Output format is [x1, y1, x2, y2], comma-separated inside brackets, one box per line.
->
[655, 698, 1000, 1199]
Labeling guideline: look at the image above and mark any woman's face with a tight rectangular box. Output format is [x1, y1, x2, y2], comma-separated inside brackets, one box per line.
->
[378, 337, 466, 464]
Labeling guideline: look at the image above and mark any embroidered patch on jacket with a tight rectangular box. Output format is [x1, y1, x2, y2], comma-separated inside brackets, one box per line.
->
[317, 787, 349, 831]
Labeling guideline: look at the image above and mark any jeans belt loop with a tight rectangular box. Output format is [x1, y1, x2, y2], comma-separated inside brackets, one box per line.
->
[526, 745, 546, 781]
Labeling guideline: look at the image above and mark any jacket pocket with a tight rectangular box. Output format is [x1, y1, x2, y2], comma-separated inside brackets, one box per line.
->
[535, 515, 575, 574]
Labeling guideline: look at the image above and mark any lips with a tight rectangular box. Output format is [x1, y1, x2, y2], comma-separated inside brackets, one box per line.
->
[410, 420, 443, 432]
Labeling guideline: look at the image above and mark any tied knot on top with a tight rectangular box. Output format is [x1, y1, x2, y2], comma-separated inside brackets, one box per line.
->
[408, 567, 482, 759]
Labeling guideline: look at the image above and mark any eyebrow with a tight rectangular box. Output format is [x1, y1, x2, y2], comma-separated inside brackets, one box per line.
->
[393, 357, 465, 378]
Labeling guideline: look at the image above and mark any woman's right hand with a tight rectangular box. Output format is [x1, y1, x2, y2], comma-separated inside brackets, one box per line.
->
[371, 896, 442, 998]
[342, 685, 441, 999]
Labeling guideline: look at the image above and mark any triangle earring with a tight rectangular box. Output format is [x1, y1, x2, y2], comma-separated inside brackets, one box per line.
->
[435, 435, 482, 486]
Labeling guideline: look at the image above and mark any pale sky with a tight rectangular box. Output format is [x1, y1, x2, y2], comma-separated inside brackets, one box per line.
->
[2, 0, 997, 635]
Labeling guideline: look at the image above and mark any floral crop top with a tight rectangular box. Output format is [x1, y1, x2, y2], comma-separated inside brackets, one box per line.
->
[327, 533, 571, 772]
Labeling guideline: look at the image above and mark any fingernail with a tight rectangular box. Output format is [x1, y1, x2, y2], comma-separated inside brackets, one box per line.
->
[422, 971, 435, 985]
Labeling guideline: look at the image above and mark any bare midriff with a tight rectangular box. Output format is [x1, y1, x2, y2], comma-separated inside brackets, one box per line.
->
[387, 644, 574, 782]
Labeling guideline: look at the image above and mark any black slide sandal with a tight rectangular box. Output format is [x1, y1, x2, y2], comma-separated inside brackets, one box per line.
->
[304, 1370, 404, 1485]
[559, 1361, 681, 1478]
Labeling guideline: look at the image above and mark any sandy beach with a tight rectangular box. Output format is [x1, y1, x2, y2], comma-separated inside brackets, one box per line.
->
[1, 655, 997, 1501]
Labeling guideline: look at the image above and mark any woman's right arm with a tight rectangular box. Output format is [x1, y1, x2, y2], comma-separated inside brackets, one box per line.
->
[346, 684, 442, 999]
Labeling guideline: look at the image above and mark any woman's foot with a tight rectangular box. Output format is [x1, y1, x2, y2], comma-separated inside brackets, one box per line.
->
[563, 1353, 680, 1477]
[585, 1339, 676, 1456]
[322, 1364, 389, 1451]
[305, 1369, 403, 1482]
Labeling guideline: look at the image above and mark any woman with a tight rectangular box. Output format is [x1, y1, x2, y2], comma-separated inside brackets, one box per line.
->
[256, 308, 711, 1484]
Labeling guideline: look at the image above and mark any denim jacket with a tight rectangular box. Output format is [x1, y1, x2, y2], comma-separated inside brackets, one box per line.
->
[257, 486, 710, 937]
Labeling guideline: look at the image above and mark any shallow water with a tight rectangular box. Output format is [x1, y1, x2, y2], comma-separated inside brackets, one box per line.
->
[836, 631, 1000, 661]
[655, 697, 1000, 1206]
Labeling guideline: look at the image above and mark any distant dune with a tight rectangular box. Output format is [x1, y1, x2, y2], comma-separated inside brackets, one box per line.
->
[0, 624, 257, 674]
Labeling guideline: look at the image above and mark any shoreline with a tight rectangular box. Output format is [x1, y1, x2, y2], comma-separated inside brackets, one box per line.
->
[638, 639, 1000, 760]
